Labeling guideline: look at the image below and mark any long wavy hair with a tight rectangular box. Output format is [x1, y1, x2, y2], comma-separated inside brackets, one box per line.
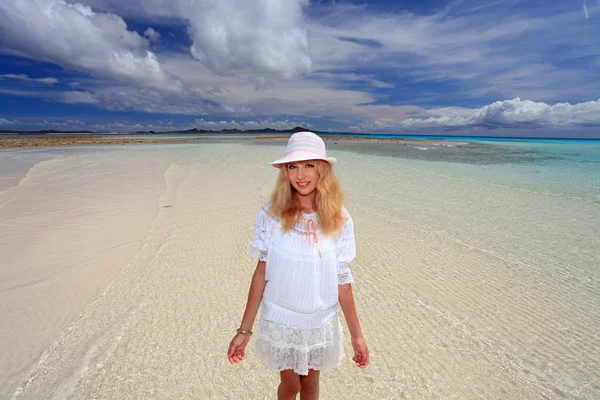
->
[269, 159, 345, 236]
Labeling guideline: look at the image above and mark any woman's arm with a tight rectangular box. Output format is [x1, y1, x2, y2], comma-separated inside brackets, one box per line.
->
[228, 260, 266, 364]
[338, 284, 363, 338]
[239, 260, 267, 330]
[339, 283, 370, 368]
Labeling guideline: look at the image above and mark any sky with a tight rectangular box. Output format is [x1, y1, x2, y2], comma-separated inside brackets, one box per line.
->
[0, 0, 599, 137]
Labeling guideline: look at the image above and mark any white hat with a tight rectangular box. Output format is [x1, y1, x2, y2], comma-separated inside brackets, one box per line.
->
[269, 131, 337, 168]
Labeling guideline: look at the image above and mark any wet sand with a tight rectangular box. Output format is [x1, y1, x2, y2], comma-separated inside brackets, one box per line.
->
[0, 135, 210, 149]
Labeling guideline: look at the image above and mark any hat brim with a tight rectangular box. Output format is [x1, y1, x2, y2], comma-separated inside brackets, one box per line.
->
[270, 151, 337, 168]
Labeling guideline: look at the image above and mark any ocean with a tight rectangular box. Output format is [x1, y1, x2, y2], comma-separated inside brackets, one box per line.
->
[249, 135, 600, 204]
[329, 138, 600, 204]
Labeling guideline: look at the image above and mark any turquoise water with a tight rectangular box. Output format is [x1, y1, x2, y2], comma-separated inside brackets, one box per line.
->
[318, 139, 600, 204]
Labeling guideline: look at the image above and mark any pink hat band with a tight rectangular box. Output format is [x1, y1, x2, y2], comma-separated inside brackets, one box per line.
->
[270, 132, 337, 168]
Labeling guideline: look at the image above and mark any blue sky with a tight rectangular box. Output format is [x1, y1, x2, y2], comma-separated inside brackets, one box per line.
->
[0, 0, 599, 137]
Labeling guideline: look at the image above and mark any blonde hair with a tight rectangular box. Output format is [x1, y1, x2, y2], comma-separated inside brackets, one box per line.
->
[269, 159, 345, 236]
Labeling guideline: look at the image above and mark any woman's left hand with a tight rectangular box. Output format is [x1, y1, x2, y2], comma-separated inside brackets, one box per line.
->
[351, 336, 370, 369]
[227, 333, 251, 364]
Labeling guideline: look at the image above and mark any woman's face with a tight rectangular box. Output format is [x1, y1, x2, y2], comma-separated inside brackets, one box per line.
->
[287, 160, 319, 196]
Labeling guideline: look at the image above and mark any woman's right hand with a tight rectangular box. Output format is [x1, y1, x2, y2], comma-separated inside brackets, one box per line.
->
[227, 333, 251, 364]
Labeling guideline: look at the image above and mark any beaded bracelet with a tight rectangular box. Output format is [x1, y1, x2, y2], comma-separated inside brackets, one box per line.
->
[236, 328, 253, 336]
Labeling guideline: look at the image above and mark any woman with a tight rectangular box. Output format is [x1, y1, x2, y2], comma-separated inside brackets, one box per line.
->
[228, 131, 369, 400]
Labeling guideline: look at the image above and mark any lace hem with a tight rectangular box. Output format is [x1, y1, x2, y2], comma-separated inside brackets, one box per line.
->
[255, 314, 344, 376]
[338, 262, 354, 285]
[249, 246, 268, 262]
[338, 270, 354, 285]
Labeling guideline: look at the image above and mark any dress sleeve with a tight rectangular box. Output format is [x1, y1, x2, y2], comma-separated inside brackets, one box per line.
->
[337, 210, 356, 285]
[249, 207, 269, 262]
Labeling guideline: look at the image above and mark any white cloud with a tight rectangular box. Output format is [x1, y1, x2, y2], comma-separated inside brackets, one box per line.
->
[383, 98, 600, 131]
[59, 91, 99, 104]
[0, 88, 47, 98]
[194, 119, 312, 131]
[183, 0, 311, 79]
[83, 86, 225, 115]
[0, 74, 58, 85]
[75, 0, 312, 80]
[475, 98, 600, 127]
[144, 27, 160, 41]
[0, 0, 180, 90]
[4, 98, 600, 133]
[310, 72, 393, 89]
[306, 2, 600, 102]
[154, 52, 420, 122]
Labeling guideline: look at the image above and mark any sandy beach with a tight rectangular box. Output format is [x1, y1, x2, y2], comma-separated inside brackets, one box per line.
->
[1, 140, 599, 399]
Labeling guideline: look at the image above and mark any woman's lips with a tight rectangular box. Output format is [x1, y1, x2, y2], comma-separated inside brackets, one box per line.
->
[297, 181, 310, 188]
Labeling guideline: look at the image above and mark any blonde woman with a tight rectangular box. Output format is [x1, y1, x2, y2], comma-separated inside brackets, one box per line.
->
[228, 132, 369, 400]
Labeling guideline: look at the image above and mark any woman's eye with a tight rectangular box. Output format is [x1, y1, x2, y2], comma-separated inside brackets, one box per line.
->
[288, 165, 295, 169]
[306, 164, 314, 168]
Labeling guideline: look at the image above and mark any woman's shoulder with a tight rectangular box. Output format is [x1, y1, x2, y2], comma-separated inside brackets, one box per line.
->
[340, 206, 352, 221]
[255, 201, 278, 224]
[259, 200, 272, 214]
[259, 201, 277, 217]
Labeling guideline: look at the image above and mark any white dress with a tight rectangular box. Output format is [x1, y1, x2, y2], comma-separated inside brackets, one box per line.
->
[249, 201, 356, 375]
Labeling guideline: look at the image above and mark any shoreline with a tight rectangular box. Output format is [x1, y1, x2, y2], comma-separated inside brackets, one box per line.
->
[0, 135, 473, 149]
[0, 136, 212, 149]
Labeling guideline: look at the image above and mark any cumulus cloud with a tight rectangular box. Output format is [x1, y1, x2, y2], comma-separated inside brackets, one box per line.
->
[144, 27, 161, 41]
[385, 98, 600, 131]
[0, 74, 58, 85]
[183, 0, 311, 79]
[77, 0, 312, 79]
[0, 0, 180, 90]
[70, 0, 599, 103]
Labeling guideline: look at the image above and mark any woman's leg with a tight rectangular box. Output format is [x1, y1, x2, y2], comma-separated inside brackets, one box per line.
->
[300, 369, 320, 400]
[278, 370, 301, 400]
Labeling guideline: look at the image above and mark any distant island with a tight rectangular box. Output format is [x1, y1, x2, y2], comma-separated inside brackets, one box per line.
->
[1, 127, 354, 135]
[134, 126, 354, 135]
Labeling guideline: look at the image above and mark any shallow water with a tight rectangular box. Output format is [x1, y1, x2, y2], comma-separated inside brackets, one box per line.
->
[1, 140, 599, 399]
[318, 140, 600, 203]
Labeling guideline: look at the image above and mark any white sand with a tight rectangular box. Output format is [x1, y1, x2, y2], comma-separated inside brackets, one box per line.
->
[1, 142, 599, 399]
